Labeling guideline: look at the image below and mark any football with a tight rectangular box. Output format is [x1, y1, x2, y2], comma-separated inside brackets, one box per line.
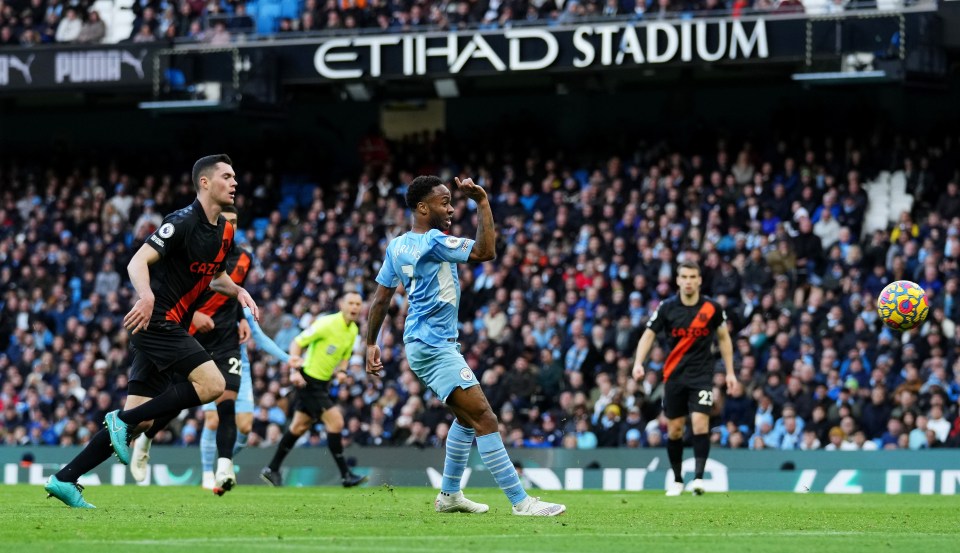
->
[877, 280, 929, 331]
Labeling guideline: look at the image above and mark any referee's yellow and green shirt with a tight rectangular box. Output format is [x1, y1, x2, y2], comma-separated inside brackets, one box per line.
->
[294, 312, 359, 381]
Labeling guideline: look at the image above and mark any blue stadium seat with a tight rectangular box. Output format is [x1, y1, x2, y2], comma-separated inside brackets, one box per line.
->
[256, 2, 281, 33]
[298, 184, 316, 207]
[252, 217, 269, 241]
[279, 0, 300, 20]
[573, 169, 589, 188]
[278, 197, 298, 218]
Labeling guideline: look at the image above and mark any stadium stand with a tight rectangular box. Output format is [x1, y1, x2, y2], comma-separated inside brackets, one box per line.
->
[1, 128, 959, 454]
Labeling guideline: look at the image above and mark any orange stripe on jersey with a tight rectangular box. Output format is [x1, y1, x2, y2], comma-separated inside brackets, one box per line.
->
[167, 222, 235, 325]
[662, 301, 715, 383]
[188, 252, 250, 334]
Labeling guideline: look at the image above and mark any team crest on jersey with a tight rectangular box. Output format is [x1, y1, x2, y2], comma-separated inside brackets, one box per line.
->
[326, 345, 337, 355]
[698, 313, 709, 322]
[445, 236, 461, 249]
[460, 367, 474, 381]
[158, 223, 175, 239]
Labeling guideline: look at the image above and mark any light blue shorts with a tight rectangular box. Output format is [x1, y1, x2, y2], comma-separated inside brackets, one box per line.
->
[405, 340, 479, 402]
[202, 359, 254, 414]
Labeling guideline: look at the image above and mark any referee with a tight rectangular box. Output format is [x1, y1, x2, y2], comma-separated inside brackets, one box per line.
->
[260, 291, 367, 488]
[632, 260, 737, 497]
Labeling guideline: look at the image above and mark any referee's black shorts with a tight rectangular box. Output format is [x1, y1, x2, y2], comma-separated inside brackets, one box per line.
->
[662, 378, 715, 420]
[128, 321, 212, 397]
[292, 372, 335, 419]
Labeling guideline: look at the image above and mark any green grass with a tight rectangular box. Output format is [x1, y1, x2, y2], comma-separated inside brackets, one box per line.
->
[2, 485, 957, 553]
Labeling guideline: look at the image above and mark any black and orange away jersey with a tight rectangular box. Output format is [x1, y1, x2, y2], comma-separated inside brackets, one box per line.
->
[144, 200, 235, 327]
[646, 295, 726, 385]
[189, 242, 253, 341]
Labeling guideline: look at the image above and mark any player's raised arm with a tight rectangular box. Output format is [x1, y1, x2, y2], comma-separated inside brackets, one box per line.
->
[123, 243, 161, 334]
[210, 271, 259, 321]
[455, 177, 496, 263]
[365, 283, 396, 378]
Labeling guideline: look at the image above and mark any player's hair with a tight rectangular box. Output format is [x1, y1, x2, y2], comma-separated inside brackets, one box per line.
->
[192, 154, 233, 191]
[406, 175, 444, 209]
[222, 205, 238, 215]
[677, 260, 701, 275]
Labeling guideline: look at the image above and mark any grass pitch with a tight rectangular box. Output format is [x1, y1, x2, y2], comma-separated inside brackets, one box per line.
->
[2, 484, 956, 552]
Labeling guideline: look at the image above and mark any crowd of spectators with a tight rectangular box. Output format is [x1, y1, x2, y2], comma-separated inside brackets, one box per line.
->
[1, 0, 910, 49]
[1, 128, 960, 457]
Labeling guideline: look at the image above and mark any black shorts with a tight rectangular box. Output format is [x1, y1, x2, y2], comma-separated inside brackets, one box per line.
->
[292, 372, 334, 419]
[209, 348, 242, 393]
[662, 380, 715, 419]
[197, 328, 241, 393]
[129, 321, 212, 397]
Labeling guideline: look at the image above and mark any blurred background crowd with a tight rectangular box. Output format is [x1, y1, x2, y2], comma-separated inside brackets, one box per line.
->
[0, 0, 908, 48]
[2, 127, 960, 455]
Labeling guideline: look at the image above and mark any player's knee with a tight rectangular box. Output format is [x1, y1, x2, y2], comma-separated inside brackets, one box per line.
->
[237, 420, 252, 434]
[474, 410, 498, 435]
[200, 374, 225, 402]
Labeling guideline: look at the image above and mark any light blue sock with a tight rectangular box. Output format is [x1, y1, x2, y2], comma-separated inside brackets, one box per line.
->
[200, 426, 216, 472]
[233, 432, 248, 458]
[441, 421, 475, 494]
[476, 432, 528, 506]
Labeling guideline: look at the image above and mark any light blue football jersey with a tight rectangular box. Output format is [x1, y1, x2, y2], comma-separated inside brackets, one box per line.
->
[376, 229, 475, 346]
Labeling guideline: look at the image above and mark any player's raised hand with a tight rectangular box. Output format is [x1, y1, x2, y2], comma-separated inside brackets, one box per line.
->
[237, 288, 259, 321]
[366, 344, 383, 378]
[454, 177, 488, 203]
[123, 295, 154, 334]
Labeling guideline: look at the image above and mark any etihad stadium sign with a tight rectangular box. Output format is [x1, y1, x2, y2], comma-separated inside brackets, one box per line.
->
[312, 19, 769, 79]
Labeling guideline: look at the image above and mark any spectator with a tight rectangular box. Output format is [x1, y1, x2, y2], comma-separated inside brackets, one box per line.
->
[54, 8, 82, 42]
[75, 10, 106, 43]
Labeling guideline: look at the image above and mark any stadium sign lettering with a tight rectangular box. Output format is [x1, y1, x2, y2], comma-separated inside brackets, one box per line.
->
[313, 19, 768, 79]
[0, 46, 157, 90]
[55, 50, 148, 84]
[0, 54, 34, 86]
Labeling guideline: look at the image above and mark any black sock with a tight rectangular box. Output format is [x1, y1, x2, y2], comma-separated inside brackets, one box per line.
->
[268, 431, 300, 471]
[55, 430, 112, 483]
[216, 400, 237, 459]
[667, 438, 684, 483]
[144, 409, 183, 440]
[327, 432, 350, 478]
[693, 433, 710, 479]
[118, 382, 201, 427]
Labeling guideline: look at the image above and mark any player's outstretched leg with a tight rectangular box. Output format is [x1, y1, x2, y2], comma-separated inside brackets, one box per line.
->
[130, 434, 151, 482]
[200, 424, 217, 489]
[109, 381, 205, 464]
[129, 409, 181, 483]
[326, 433, 367, 488]
[214, 457, 236, 496]
[44, 430, 114, 508]
[213, 399, 238, 496]
[691, 433, 710, 496]
[435, 420, 487, 513]
[476, 432, 565, 516]
[104, 410, 131, 464]
[45, 476, 96, 509]
[666, 436, 685, 496]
